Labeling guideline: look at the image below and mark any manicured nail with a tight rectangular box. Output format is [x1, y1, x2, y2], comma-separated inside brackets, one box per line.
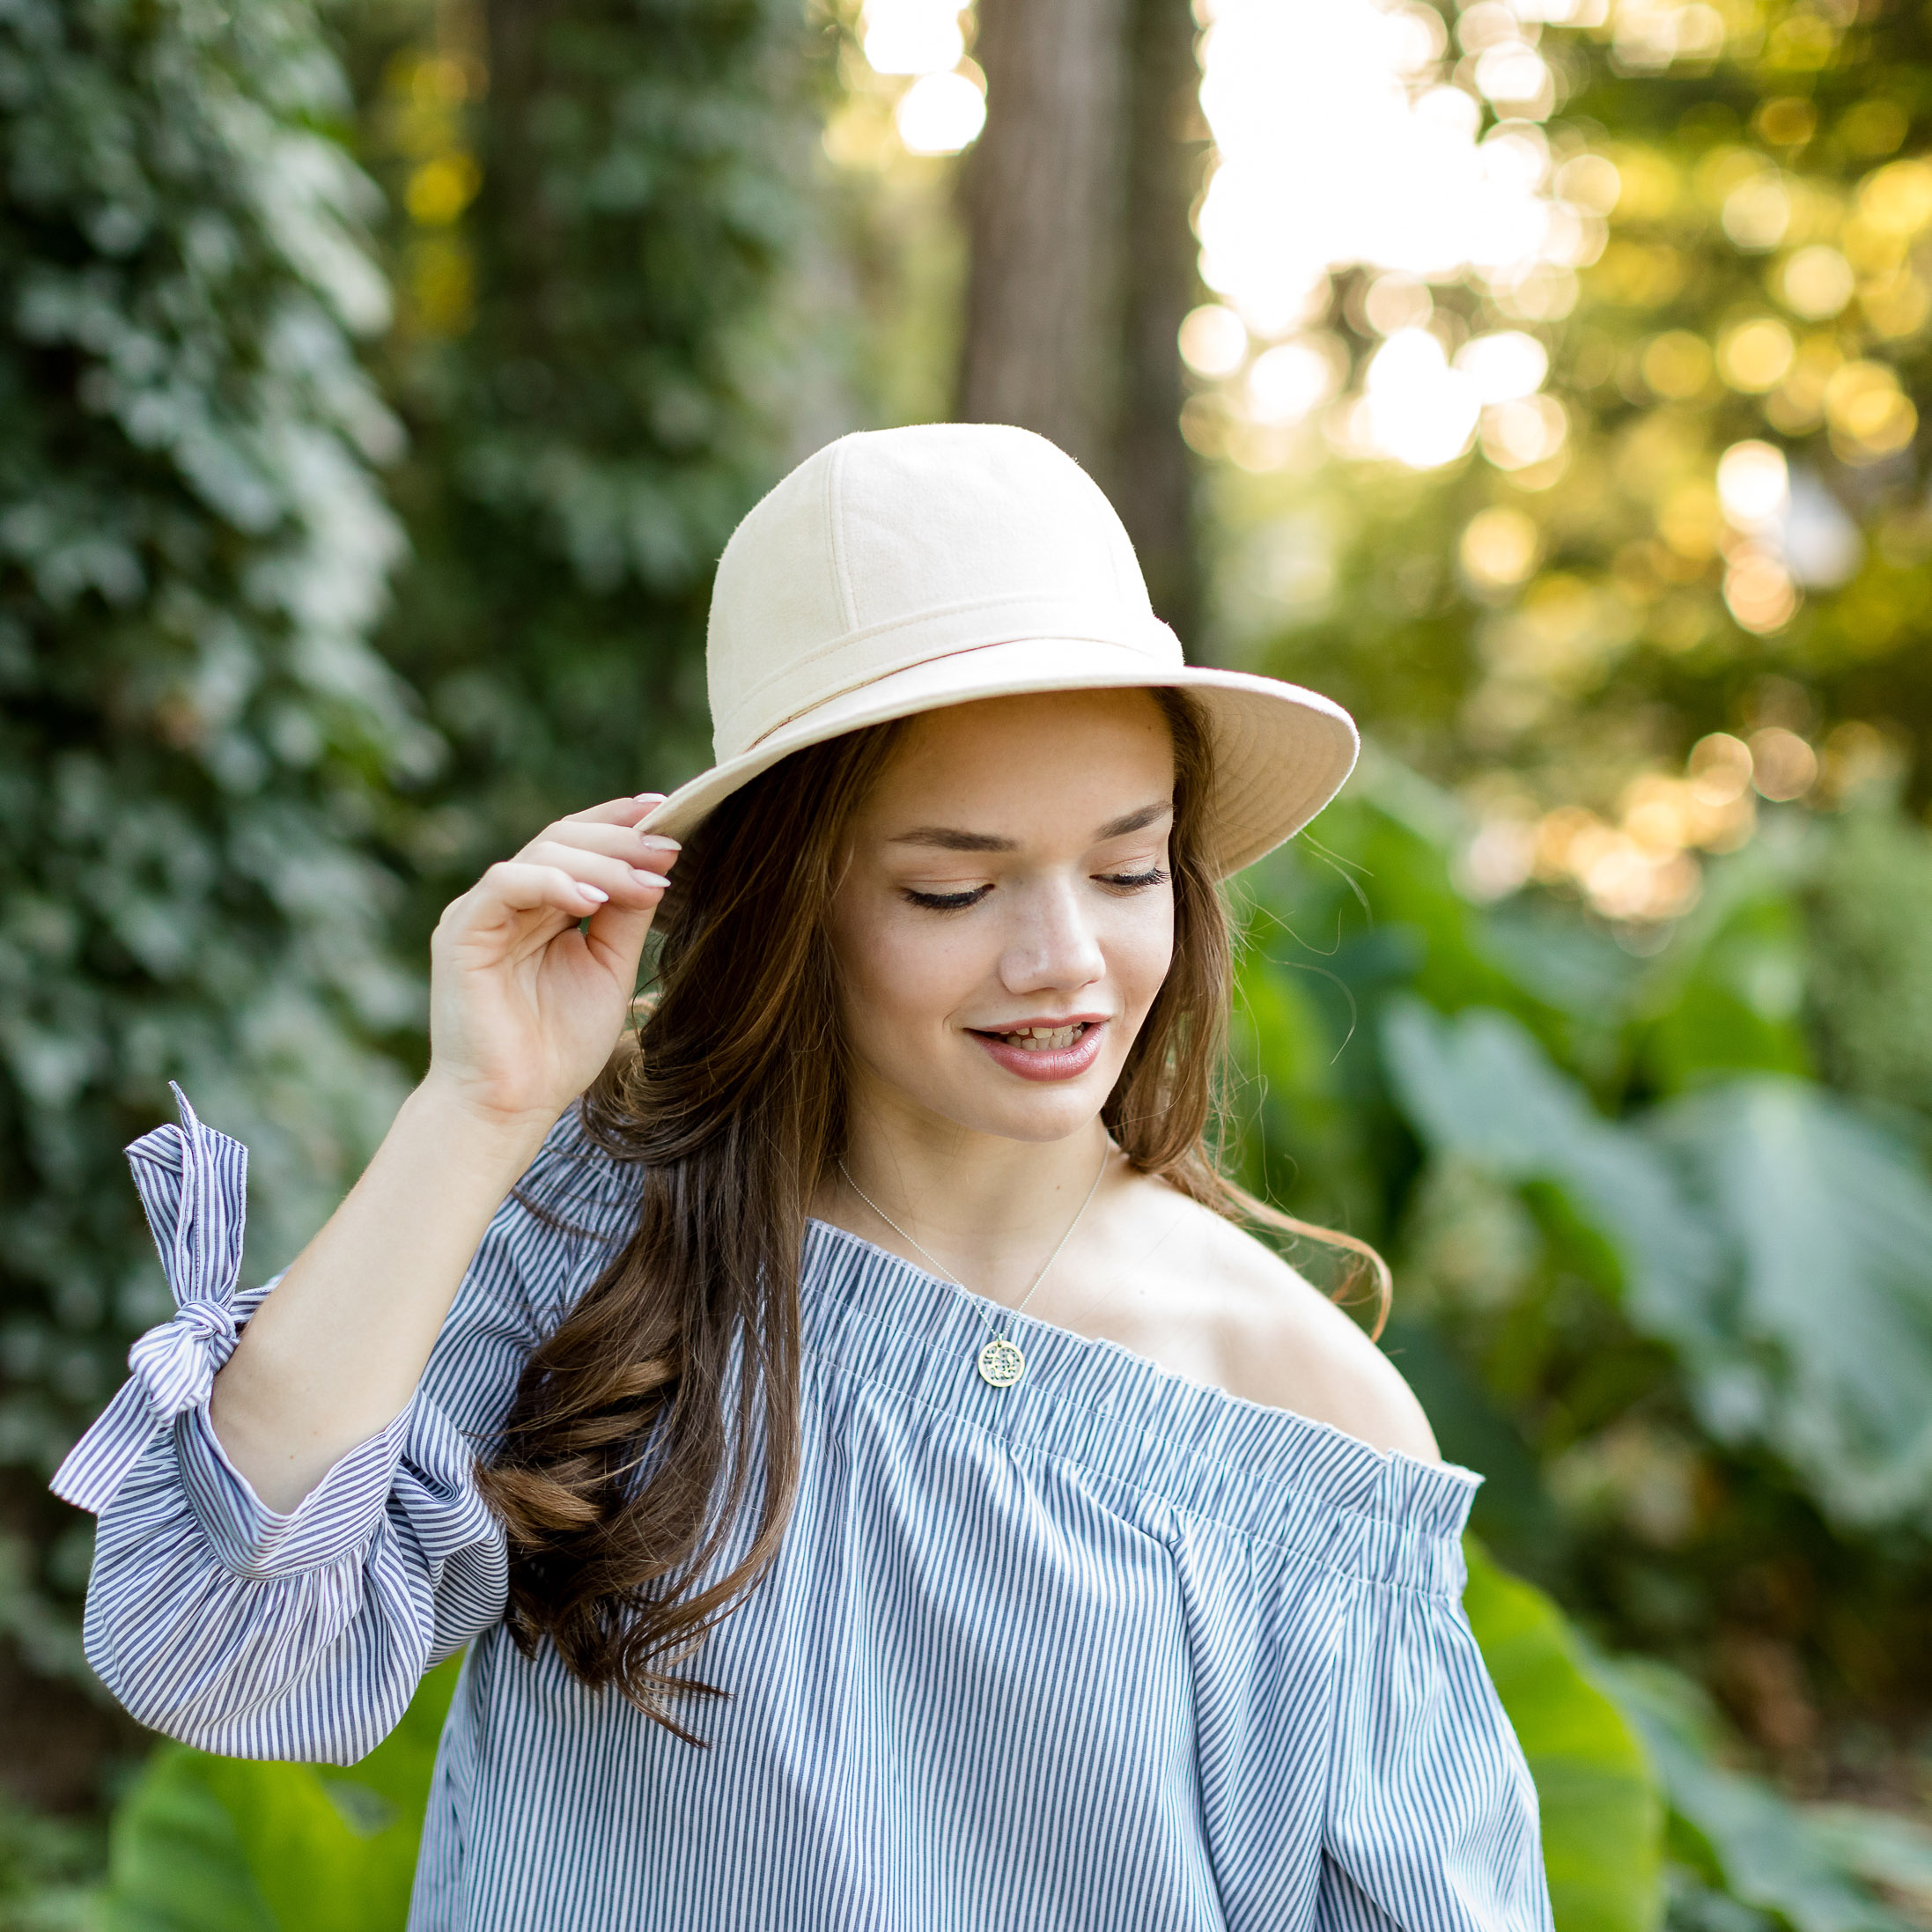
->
[633, 793, 666, 804]
[633, 869, 670, 889]
[579, 885, 609, 903]
[638, 834, 681, 852]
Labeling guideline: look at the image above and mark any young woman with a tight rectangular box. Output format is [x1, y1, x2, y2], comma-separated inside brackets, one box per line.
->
[58, 425, 1552, 1931]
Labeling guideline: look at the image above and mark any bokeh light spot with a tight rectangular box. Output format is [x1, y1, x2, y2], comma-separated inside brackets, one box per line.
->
[1723, 550, 1798, 633]
[1753, 97, 1816, 147]
[1716, 439, 1788, 529]
[1555, 152, 1621, 214]
[1246, 337, 1346, 425]
[1641, 330, 1713, 399]
[1460, 506, 1543, 589]
[1362, 273, 1434, 336]
[1456, 330, 1550, 403]
[1688, 733, 1754, 806]
[1358, 328, 1482, 468]
[1779, 246, 1855, 320]
[406, 155, 480, 226]
[1822, 360, 1917, 463]
[1178, 304, 1249, 379]
[1840, 100, 1909, 159]
[1857, 158, 1932, 233]
[1716, 317, 1795, 393]
[1481, 394, 1567, 470]
[895, 70, 985, 155]
[1747, 726, 1818, 800]
[862, 0, 966, 77]
[1721, 173, 1792, 252]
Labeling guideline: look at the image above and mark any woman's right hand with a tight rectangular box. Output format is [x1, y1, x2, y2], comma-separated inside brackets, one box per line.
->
[207, 793, 681, 1506]
[423, 793, 682, 1131]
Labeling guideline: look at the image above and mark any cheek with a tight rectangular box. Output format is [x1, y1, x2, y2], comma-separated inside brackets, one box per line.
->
[831, 899, 987, 1035]
[1108, 895, 1176, 1017]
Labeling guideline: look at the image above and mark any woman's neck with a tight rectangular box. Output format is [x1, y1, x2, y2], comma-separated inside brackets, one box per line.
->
[817, 1092, 1115, 1305]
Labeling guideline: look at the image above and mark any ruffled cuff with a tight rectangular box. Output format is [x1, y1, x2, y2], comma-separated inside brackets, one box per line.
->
[52, 1084, 256, 1516]
[173, 1389, 500, 1581]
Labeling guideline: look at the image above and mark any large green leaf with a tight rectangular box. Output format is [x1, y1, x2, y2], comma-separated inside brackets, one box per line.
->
[1463, 1543, 1664, 1932]
[1803, 1804, 1932, 1910]
[99, 1658, 460, 1932]
[1383, 999, 1932, 1529]
[97, 1751, 276, 1932]
[1648, 1078, 1932, 1526]
[1380, 997, 1725, 1353]
[1603, 1660, 1909, 1932]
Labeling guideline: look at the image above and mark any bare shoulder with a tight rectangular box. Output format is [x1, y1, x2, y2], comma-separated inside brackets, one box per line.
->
[1098, 1181, 1441, 1464]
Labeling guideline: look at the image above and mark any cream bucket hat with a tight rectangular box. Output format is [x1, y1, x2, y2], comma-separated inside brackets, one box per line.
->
[642, 422, 1359, 877]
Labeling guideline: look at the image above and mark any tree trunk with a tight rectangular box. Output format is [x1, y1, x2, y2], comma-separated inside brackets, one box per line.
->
[955, 0, 1204, 638]
[956, 0, 1130, 476]
[1112, 0, 1207, 638]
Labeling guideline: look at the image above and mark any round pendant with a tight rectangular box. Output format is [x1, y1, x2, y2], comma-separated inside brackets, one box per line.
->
[977, 1336, 1026, 1388]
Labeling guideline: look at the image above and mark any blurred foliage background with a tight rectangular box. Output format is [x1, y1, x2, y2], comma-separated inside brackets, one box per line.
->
[6, 0, 1932, 1926]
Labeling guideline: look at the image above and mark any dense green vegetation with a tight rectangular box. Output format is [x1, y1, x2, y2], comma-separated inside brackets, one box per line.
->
[6, 0, 1932, 1927]
[0, 0, 429, 1810]
[343, 0, 820, 926]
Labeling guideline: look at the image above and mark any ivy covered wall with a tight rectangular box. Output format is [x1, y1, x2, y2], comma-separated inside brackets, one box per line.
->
[0, 0, 430, 1801]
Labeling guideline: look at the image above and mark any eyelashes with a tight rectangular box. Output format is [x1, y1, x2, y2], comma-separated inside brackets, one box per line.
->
[903, 885, 992, 911]
[902, 867, 1170, 913]
[1102, 866, 1171, 891]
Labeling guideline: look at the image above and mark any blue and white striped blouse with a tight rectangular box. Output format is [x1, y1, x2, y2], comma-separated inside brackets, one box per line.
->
[58, 1089, 1553, 1932]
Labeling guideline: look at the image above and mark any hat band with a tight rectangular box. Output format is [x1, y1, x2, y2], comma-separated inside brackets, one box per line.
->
[714, 591, 1182, 759]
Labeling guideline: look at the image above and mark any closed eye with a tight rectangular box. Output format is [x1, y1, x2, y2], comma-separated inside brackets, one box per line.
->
[903, 885, 993, 911]
[903, 866, 1169, 911]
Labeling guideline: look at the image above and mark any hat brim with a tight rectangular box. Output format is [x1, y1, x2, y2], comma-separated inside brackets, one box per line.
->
[639, 638, 1359, 879]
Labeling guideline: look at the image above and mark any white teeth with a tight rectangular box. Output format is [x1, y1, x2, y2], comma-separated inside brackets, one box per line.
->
[999, 1023, 1083, 1051]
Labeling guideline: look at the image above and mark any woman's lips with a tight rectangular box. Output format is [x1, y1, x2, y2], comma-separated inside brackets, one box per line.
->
[970, 1020, 1108, 1083]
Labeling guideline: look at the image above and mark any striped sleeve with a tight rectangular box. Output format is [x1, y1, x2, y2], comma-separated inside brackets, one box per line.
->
[74, 1101, 640, 1766]
[1317, 1569, 1554, 1932]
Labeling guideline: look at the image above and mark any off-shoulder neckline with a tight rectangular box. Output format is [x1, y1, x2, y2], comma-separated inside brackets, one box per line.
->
[800, 1213, 1479, 1508]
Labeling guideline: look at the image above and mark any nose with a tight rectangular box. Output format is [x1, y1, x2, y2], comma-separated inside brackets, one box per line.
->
[999, 874, 1106, 999]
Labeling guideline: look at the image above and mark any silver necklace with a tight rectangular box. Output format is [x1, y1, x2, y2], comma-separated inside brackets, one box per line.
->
[837, 1145, 1110, 1389]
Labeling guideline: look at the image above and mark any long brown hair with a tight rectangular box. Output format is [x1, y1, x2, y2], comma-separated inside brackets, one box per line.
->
[477, 689, 1388, 1740]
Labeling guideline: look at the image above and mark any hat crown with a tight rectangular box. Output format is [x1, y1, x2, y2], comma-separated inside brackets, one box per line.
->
[705, 424, 1175, 761]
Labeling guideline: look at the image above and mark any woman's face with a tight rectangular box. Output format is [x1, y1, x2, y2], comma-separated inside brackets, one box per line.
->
[828, 689, 1177, 1147]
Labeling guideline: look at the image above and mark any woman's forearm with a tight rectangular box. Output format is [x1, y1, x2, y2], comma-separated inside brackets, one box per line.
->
[208, 1077, 558, 1512]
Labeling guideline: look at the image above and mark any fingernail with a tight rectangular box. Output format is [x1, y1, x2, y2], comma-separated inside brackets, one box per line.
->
[638, 835, 681, 852]
[580, 885, 609, 903]
[633, 869, 670, 889]
[633, 793, 666, 804]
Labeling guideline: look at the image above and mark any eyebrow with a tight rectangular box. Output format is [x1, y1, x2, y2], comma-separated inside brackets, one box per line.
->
[886, 800, 1173, 852]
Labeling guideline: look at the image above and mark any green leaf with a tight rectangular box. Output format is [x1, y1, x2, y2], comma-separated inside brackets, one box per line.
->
[1383, 1001, 1932, 1529]
[1463, 1542, 1665, 1932]
[97, 1750, 277, 1932]
[1801, 810, 1932, 1119]
[99, 1658, 460, 1932]
[1802, 1804, 1932, 1906]
[1603, 1660, 1909, 1932]
[1379, 997, 1726, 1353]
[1649, 1079, 1932, 1525]
[1634, 861, 1814, 1096]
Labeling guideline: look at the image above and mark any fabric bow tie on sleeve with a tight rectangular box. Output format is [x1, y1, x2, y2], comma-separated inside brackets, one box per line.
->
[51, 1083, 248, 1515]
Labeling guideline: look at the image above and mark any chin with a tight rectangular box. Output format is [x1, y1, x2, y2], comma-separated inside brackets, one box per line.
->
[928, 1058, 1125, 1145]
[975, 1096, 1109, 1145]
